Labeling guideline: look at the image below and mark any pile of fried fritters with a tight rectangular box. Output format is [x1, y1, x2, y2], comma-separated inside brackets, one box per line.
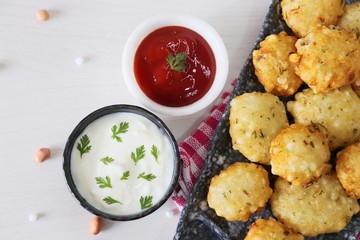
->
[207, 0, 360, 238]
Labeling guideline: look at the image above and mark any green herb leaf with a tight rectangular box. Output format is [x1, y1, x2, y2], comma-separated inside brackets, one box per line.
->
[111, 122, 129, 142]
[151, 145, 160, 163]
[100, 156, 114, 165]
[95, 176, 112, 188]
[166, 52, 187, 72]
[103, 196, 122, 205]
[140, 196, 153, 210]
[120, 170, 130, 180]
[76, 134, 92, 158]
[131, 145, 145, 165]
[137, 172, 157, 181]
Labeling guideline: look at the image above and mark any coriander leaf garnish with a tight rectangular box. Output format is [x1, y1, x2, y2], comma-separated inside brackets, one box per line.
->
[103, 196, 122, 205]
[111, 122, 129, 142]
[131, 145, 145, 165]
[95, 176, 112, 188]
[140, 196, 153, 210]
[76, 134, 92, 158]
[151, 145, 160, 163]
[100, 156, 114, 165]
[166, 52, 187, 72]
[137, 172, 157, 181]
[120, 170, 130, 180]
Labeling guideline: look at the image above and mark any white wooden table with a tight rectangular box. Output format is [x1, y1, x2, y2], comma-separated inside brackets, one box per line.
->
[0, 0, 270, 239]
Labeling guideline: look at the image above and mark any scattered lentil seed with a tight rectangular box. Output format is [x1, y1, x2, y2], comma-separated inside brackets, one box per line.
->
[36, 9, 49, 21]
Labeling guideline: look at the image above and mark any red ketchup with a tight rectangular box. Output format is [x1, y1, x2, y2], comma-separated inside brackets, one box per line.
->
[134, 26, 216, 107]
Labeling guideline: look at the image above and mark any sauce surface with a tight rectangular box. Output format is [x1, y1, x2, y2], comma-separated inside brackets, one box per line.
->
[70, 112, 175, 215]
[134, 26, 216, 107]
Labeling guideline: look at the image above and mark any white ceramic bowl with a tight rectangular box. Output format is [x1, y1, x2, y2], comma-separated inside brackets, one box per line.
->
[122, 14, 229, 116]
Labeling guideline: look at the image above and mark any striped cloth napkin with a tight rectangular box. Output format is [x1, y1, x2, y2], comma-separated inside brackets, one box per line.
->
[171, 81, 233, 207]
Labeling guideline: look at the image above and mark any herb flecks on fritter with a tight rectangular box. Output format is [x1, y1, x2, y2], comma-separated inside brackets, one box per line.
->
[270, 123, 331, 186]
[207, 162, 272, 222]
[229, 92, 289, 165]
[336, 141, 360, 199]
[281, 0, 344, 37]
[287, 86, 360, 150]
[244, 217, 304, 240]
[270, 173, 359, 236]
[290, 25, 360, 93]
[252, 31, 303, 96]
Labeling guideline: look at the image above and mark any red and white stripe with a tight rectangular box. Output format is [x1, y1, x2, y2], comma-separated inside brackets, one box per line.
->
[172, 81, 233, 207]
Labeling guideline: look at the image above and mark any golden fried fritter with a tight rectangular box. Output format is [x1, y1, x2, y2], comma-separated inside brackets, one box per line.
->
[336, 141, 360, 198]
[287, 86, 360, 150]
[207, 162, 273, 222]
[290, 25, 360, 93]
[244, 217, 304, 240]
[229, 92, 289, 165]
[252, 32, 302, 96]
[351, 77, 360, 96]
[270, 173, 360, 236]
[339, 1, 360, 38]
[270, 123, 331, 186]
[281, 0, 344, 37]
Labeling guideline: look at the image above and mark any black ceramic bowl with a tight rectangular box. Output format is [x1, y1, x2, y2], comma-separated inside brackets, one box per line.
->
[63, 104, 180, 221]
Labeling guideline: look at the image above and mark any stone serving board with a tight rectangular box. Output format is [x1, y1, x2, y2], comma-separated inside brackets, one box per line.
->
[174, 0, 360, 239]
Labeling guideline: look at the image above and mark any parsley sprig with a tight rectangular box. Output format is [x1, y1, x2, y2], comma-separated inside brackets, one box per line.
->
[111, 122, 129, 142]
[95, 176, 112, 189]
[103, 196, 122, 205]
[100, 156, 114, 165]
[140, 196, 153, 210]
[166, 52, 187, 72]
[137, 172, 156, 181]
[120, 170, 130, 180]
[76, 134, 92, 158]
[151, 145, 160, 163]
[131, 145, 145, 165]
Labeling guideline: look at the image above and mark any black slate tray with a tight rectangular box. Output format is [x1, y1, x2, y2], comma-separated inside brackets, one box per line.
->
[174, 0, 360, 239]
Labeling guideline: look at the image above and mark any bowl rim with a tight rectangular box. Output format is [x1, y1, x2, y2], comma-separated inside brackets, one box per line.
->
[63, 104, 180, 221]
[122, 14, 229, 116]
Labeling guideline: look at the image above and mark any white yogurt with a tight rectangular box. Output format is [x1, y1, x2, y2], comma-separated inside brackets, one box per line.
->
[70, 112, 175, 215]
